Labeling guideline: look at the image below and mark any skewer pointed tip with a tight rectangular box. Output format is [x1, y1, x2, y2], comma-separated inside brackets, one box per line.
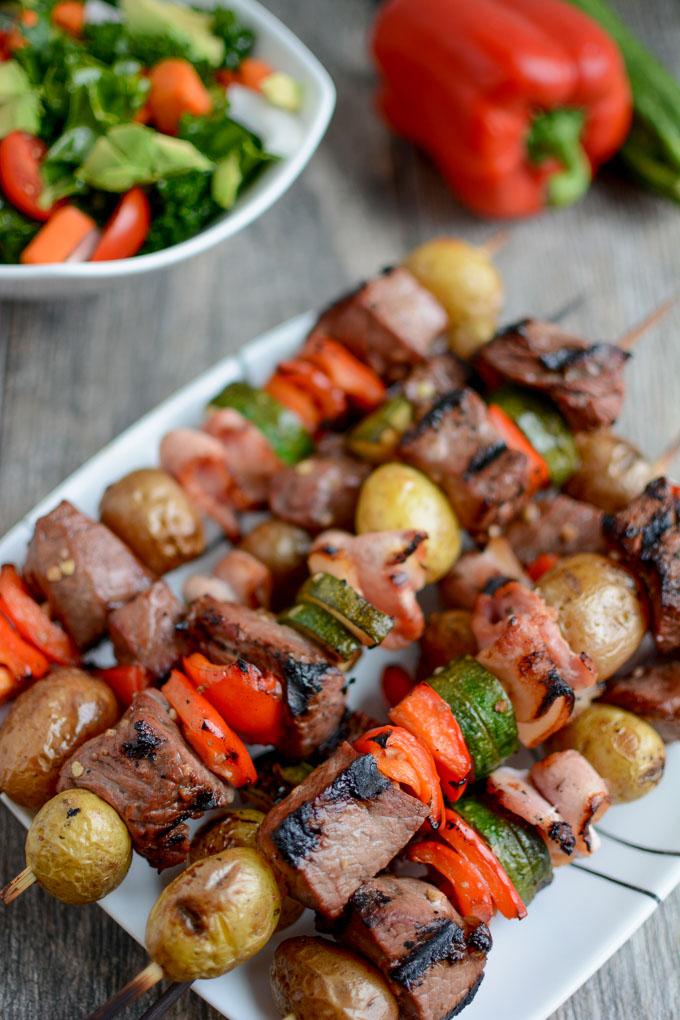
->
[618, 295, 677, 352]
[138, 981, 192, 1020]
[1, 866, 36, 905]
[86, 961, 163, 1020]
[654, 428, 680, 475]
[481, 229, 511, 257]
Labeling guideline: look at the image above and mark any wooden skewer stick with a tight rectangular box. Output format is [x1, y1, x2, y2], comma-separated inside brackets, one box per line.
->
[480, 228, 510, 257]
[87, 961, 164, 1020]
[1, 866, 36, 905]
[137, 981, 192, 1020]
[618, 296, 676, 352]
[654, 429, 680, 475]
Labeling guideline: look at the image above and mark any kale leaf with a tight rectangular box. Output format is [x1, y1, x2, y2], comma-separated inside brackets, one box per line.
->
[0, 198, 40, 264]
[211, 8, 255, 70]
[142, 169, 219, 253]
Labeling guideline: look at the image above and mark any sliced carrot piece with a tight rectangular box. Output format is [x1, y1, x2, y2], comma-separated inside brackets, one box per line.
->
[20, 206, 96, 265]
[148, 58, 213, 135]
[51, 2, 85, 37]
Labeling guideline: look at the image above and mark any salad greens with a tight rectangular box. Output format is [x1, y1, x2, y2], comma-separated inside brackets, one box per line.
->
[0, 0, 298, 264]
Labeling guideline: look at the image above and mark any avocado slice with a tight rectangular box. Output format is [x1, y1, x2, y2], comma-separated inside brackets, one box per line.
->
[121, 0, 225, 68]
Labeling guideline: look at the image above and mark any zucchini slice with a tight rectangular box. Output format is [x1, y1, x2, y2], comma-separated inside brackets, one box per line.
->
[299, 572, 394, 647]
[427, 656, 518, 780]
[279, 602, 362, 668]
[208, 381, 313, 465]
[347, 396, 414, 464]
[457, 795, 553, 905]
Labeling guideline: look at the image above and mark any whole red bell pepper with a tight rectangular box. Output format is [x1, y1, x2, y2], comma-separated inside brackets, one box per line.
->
[372, 0, 632, 217]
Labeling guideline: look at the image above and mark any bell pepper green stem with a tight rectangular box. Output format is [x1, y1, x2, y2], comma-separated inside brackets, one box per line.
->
[527, 108, 591, 207]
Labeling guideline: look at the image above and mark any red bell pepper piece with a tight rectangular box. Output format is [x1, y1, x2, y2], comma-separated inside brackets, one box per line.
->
[526, 552, 560, 583]
[162, 670, 257, 787]
[372, 0, 631, 217]
[441, 809, 527, 920]
[264, 375, 321, 432]
[355, 725, 445, 829]
[302, 333, 387, 411]
[0, 565, 78, 665]
[407, 840, 495, 923]
[276, 358, 348, 422]
[381, 663, 414, 708]
[487, 404, 550, 493]
[183, 652, 284, 746]
[389, 683, 472, 802]
[0, 609, 49, 702]
[98, 664, 150, 707]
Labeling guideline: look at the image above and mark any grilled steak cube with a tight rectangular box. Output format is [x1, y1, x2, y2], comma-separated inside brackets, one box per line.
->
[108, 580, 185, 678]
[476, 319, 629, 431]
[399, 389, 530, 540]
[603, 478, 680, 652]
[315, 268, 448, 380]
[269, 453, 370, 533]
[602, 661, 680, 741]
[57, 688, 232, 869]
[257, 742, 428, 918]
[505, 494, 605, 563]
[403, 353, 469, 416]
[340, 875, 490, 1020]
[24, 500, 153, 648]
[186, 596, 346, 758]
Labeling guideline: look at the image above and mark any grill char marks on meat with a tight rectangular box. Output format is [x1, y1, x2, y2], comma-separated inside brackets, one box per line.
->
[399, 388, 531, 541]
[603, 477, 680, 653]
[185, 596, 346, 758]
[403, 353, 470, 415]
[24, 500, 154, 648]
[57, 689, 232, 869]
[476, 319, 629, 431]
[314, 267, 448, 381]
[257, 743, 428, 918]
[505, 494, 605, 563]
[108, 580, 186, 678]
[602, 660, 680, 741]
[340, 875, 489, 1020]
[269, 452, 370, 533]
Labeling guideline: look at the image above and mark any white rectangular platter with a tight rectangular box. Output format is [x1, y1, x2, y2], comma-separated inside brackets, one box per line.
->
[2, 311, 679, 1020]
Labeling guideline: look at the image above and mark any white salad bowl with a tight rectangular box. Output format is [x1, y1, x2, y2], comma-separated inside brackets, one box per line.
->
[0, 0, 335, 300]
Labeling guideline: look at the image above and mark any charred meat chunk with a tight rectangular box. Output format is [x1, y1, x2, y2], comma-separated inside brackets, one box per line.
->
[603, 478, 680, 653]
[399, 389, 531, 540]
[403, 353, 469, 416]
[24, 500, 154, 648]
[505, 494, 605, 564]
[257, 743, 428, 918]
[602, 661, 680, 741]
[340, 875, 489, 1020]
[108, 580, 185, 678]
[269, 452, 370, 533]
[476, 319, 629, 431]
[439, 537, 528, 611]
[315, 268, 448, 380]
[57, 689, 232, 869]
[185, 596, 346, 758]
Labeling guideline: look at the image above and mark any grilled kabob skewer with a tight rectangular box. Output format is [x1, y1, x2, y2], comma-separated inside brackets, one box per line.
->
[616, 294, 677, 351]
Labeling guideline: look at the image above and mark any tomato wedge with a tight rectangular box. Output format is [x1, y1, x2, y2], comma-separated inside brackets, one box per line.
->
[98, 664, 150, 707]
[183, 652, 284, 746]
[162, 669, 257, 787]
[303, 333, 387, 411]
[0, 565, 78, 665]
[355, 724, 445, 829]
[407, 840, 495, 923]
[389, 682, 472, 801]
[0, 132, 52, 221]
[487, 404, 550, 493]
[440, 809, 527, 920]
[90, 188, 151, 262]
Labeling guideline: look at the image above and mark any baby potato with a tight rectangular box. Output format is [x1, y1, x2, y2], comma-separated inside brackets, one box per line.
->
[538, 553, 646, 680]
[271, 936, 398, 1020]
[25, 789, 132, 904]
[100, 467, 205, 575]
[404, 238, 503, 360]
[0, 668, 119, 810]
[240, 519, 311, 609]
[550, 704, 665, 802]
[419, 609, 476, 677]
[190, 808, 303, 930]
[565, 431, 654, 513]
[146, 848, 280, 982]
[356, 463, 461, 583]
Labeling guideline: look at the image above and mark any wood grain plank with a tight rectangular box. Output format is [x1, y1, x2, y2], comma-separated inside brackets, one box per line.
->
[1, 0, 679, 1017]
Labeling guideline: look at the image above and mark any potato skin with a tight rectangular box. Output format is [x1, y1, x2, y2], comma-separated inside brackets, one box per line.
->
[565, 431, 653, 513]
[190, 808, 303, 930]
[549, 704, 665, 802]
[0, 668, 119, 810]
[419, 609, 476, 677]
[26, 789, 131, 904]
[356, 463, 461, 583]
[100, 468, 205, 575]
[240, 519, 311, 609]
[146, 848, 281, 982]
[537, 553, 646, 680]
[271, 936, 398, 1020]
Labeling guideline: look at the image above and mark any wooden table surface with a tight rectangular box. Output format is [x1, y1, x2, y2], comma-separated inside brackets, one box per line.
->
[1, 1, 679, 1017]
